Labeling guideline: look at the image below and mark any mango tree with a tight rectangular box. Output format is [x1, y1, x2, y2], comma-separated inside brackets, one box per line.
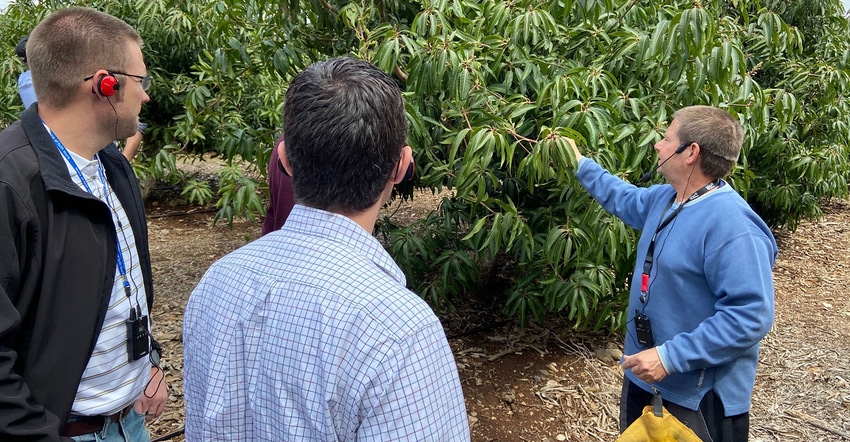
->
[1, 0, 848, 330]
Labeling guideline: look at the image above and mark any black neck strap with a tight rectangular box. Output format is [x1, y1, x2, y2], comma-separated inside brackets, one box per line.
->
[639, 179, 721, 303]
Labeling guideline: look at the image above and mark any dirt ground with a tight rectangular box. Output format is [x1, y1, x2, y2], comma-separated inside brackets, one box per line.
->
[143, 178, 850, 442]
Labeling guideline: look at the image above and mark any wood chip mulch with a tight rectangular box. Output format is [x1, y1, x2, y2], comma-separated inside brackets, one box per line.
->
[143, 197, 850, 442]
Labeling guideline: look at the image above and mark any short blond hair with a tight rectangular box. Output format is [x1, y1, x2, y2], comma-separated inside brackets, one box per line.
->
[673, 106, 744, 179]
[27, 7, 142, 109]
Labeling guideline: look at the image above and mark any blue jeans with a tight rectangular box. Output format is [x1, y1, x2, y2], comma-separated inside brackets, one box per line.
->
[71, 409, 150, 442]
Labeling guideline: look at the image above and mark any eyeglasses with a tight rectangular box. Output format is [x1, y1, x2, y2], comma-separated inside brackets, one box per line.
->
[113, 71, 152, 91]
[84, 70, 152, 91]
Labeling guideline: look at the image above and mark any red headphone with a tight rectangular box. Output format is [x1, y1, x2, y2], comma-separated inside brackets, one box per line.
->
[97, 73, 120, 97]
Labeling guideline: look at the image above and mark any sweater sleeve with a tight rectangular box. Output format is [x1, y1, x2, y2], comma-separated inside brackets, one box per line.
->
[574, 158, 669, 230]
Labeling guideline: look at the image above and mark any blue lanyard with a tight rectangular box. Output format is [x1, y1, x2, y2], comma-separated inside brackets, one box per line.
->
[46, 128, 133, 299]
[639, 179, 721, 304]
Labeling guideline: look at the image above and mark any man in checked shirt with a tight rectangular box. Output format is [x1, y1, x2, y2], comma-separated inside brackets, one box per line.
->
[183, 57, 471, 441]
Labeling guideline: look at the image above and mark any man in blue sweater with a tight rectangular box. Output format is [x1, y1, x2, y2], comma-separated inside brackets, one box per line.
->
[569, 105, 777, 441]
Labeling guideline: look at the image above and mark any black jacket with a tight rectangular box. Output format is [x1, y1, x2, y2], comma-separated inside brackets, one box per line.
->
[0, 106, 157, 441]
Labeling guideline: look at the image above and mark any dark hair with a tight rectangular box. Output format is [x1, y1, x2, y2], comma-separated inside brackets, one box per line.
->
[673, 106, 744, 179]
[284, 57, 408, 213]
[15, 36, 28, 62]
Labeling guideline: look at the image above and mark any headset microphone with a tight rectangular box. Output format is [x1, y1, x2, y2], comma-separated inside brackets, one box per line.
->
[639, 142, 690, 183]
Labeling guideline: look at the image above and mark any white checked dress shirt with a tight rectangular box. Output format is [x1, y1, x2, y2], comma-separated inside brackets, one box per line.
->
[183, 205, 470, 441]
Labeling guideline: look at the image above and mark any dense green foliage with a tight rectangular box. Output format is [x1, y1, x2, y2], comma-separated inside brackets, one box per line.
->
[2, 0, 849, 330]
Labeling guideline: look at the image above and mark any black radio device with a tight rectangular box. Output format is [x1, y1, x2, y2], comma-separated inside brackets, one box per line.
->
[126, 307, 150, 362]
[634, 309, 655, 347]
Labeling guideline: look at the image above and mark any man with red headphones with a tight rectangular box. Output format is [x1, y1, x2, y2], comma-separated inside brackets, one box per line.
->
[0, 7, 167, 442]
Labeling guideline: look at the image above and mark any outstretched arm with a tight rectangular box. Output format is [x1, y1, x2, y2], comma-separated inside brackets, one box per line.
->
[566, 136, 584, 164]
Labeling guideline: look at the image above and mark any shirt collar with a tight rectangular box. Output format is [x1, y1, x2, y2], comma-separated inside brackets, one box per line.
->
[42, 121, 100, 177]
[63, 147, 100, 175]
[283, 205, 407, 285]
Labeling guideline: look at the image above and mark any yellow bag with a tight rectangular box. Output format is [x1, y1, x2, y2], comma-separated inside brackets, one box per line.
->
[615, 393, 703, 442]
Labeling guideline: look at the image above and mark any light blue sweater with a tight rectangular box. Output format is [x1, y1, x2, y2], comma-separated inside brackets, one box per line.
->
[576, 158, 777, 415]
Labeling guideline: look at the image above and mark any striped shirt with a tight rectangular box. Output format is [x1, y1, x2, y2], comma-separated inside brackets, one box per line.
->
[184, 205, 470, 441]
[60, 147, 150, 416]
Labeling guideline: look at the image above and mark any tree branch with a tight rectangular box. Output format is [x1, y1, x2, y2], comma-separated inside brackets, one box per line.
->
[319, 0, 338, 14]
[394, 64, 408, 83]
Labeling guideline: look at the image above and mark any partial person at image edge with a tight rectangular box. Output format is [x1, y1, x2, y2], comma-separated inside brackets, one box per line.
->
[569, 105, 777, 442]
[15, 35, 36, 109]
[183, 57, 471, 441]
[0, 7, 167, 441]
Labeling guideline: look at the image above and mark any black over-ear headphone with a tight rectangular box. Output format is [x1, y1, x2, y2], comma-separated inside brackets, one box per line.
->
[394, 158, 414, 182]
[402, 159, 414, 182]
[97, 73, 120, 97]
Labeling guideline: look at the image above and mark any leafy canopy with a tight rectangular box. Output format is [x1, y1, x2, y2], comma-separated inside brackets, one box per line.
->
[2, 0, 848, 330]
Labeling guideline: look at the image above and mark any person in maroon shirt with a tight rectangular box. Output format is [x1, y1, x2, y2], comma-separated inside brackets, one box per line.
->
[262, 134, 296, 235]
